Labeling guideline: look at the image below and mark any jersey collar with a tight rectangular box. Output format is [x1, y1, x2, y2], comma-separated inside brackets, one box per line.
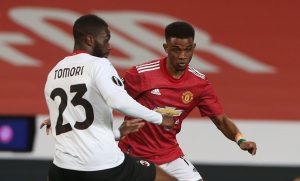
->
[160, 57, 188, 83]
[71, 50, 89, 55]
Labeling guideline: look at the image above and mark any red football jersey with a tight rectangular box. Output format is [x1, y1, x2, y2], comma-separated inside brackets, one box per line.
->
[118, 58, 224, 164]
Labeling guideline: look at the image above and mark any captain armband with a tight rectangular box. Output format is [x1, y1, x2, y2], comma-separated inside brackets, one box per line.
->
[235, 132, 247, 146]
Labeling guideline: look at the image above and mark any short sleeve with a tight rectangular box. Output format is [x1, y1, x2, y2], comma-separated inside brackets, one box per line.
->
[124, 66, 143, 99]
[197, 80, 224, 117]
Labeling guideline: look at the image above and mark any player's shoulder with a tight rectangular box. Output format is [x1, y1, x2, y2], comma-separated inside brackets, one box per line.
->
[81, 55, 113, 70]
[58, 53, 108, 65]
[132, 58, 162, 74]
[187, 66, 206, 80]
[82, 54, 111, 65]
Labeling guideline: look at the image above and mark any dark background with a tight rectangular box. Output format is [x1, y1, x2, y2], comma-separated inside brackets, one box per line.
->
[0, 160, 299, 181]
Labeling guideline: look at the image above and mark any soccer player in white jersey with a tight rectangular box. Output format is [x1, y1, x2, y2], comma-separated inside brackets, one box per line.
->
[44, 14, 178, 181]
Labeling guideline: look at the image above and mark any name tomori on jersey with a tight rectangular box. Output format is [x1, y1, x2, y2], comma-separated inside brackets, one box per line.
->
[54, 66, 84, 79]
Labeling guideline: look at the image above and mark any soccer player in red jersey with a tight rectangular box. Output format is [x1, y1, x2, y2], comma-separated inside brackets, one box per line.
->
[118, 21, 257, 181]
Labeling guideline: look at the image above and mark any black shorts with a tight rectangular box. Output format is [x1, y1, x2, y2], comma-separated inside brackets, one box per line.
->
[48, 153, 156, 181]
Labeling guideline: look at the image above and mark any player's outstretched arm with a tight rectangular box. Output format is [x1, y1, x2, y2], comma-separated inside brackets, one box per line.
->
[124, 114, 175, 133]
[209, 114, 257, 155]
[40, 116, 146, 141]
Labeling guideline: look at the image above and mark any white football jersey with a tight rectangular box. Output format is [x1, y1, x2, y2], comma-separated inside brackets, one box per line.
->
[44, 52, 162, 171]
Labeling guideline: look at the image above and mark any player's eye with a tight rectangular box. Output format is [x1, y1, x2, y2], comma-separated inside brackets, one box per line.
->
[171, 47, 180, 52]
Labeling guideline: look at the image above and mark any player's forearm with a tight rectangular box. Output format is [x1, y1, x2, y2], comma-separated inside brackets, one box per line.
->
[223, 118, 241, 141]
[211, 115, 254, 151]
[210, 115, 240, 142]
[106, 90, 162, 125]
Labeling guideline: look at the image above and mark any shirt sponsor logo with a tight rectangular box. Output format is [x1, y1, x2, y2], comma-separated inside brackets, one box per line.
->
[182, 91, 193, 104]
[150, 88, 161, 95]
[154, 106, 183, 116]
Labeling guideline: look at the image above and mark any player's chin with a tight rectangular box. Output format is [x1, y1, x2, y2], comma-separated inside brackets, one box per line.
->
[176, 65, 187, 71]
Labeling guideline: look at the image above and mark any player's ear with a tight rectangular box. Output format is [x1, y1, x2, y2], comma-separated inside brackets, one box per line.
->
[163, 43, 168, 53]
[85, 34, 95, 47]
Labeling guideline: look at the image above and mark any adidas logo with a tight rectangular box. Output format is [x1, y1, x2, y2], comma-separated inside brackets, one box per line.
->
[151, 89, 161, 95]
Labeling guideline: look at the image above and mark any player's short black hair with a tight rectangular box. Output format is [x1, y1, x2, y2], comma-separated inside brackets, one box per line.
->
[73, 14, 108, 42]
[165, 21, 195, 41]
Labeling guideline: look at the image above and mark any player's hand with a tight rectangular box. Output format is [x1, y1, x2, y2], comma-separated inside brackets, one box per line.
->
[119, 119, 145, 140]
[40, 117, 51, 135]
[161, 114, 175, 131]
[239, 141, 257, 155]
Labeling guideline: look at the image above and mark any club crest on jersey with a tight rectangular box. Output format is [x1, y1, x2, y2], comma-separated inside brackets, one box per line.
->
[138, 160, 150, 167]
[182, 91, 193, 104]
[112, 76, 123, 86]
[154, 106, 183, 116]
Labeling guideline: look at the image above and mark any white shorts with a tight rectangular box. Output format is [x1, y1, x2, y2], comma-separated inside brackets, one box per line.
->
[159, 156, 202, 181]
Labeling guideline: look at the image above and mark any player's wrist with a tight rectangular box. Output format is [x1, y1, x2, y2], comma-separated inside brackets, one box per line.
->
[235, 132, 247, 146]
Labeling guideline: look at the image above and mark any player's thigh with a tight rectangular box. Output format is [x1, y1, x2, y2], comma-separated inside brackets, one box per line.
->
[160, 156, 202, 181]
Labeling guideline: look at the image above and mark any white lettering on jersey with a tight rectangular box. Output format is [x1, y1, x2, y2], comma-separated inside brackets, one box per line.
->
[54, 66, 84, 79]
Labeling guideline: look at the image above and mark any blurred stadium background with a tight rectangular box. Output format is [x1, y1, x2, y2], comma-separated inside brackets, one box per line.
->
[0, 1, 299, 180]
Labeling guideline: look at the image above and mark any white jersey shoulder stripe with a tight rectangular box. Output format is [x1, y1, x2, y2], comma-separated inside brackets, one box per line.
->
[138, 67, 160, 73]
[137, 63, 159, 71]
[136, 60, 160, 68]
[136, 61, 160, 73]
[188, 67, 206, 80]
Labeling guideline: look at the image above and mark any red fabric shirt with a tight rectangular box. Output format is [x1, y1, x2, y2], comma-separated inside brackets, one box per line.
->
[118, 58, 224, 164]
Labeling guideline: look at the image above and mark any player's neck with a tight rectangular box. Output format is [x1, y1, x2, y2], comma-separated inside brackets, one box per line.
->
[73, 44, 91, 55]
[166, 63, 184, 79]
[171, 71, 184, 79]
